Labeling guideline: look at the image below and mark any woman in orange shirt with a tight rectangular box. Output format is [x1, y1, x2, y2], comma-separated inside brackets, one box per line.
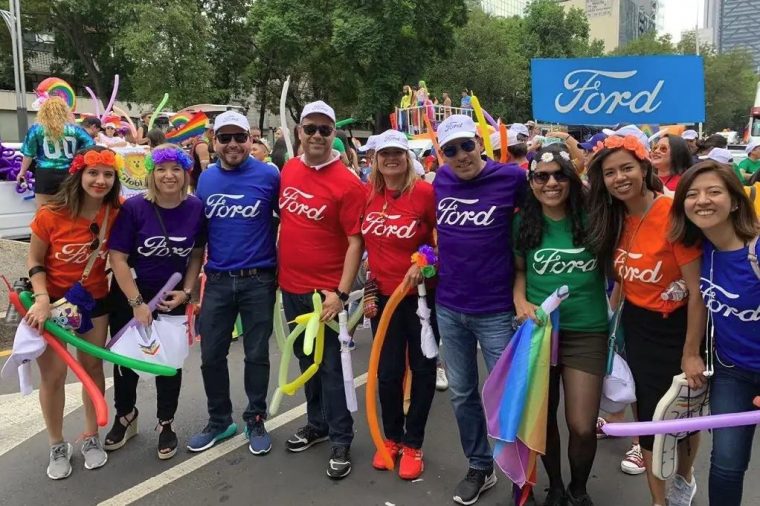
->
[24, 146, 122, 480]
[586, 136, 706, 506]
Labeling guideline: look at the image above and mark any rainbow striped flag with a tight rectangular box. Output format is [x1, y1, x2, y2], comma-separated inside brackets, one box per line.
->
[166, 112, 208, 143]
[482, 287, 566, 506]
[171, 113, 192, 129]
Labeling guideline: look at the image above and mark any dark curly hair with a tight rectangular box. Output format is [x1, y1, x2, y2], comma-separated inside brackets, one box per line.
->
[516, 144, 586, 255]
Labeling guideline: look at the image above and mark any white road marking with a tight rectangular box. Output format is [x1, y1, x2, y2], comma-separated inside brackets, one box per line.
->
[98, 373, 369, 506]
[0, 377, 114, 457]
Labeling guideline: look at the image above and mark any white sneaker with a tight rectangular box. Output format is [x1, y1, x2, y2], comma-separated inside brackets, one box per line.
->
[667, 470, 697, 506]
[47, 442, 73, 480]
[620, 443, 646, 475]
[81, 434, 108, 470]
[436, 365, 449, 391]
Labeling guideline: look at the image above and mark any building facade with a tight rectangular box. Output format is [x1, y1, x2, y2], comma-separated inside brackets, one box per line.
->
[718, 0, 760, 70]
[480, 0, 530, 17]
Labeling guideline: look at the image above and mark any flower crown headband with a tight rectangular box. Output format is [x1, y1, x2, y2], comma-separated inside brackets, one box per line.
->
[144, 147, 194, 173]
[592, 135, 649, 161]
[68, 149, 124, 175]
[529, 150, 571, 172]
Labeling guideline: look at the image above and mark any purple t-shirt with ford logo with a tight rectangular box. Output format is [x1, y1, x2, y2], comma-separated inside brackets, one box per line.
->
[434, 159, 527, 314]
[109, 195, 206, 292]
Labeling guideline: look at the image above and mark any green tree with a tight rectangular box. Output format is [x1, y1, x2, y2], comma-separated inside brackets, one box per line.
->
[610, 31, 676, 56]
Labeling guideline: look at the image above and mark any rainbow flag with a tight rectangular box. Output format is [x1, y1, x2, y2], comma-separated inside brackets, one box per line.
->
[482, 287, 567, 506]
[638, 124, 658, 138]
[171, 113, 192, 129]
[166, 112, 208, 143]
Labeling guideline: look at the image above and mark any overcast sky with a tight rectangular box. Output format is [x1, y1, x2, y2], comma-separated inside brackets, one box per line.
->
[661, 0, 702, 42]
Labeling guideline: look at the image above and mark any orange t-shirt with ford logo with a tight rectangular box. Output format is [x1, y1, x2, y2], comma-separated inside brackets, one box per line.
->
[615, 196, 701, 313]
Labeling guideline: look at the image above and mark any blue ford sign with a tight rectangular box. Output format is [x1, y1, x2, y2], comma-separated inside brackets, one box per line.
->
[531, 56, 705, 125]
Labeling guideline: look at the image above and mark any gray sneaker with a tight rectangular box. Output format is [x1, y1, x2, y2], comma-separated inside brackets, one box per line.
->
[47, 442, 73, 480]
[81, 435, 108, 470]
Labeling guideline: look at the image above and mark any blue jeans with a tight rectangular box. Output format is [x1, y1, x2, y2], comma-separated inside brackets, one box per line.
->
[709, 360, 760, 506]
[436, 304, 515, 470]
[199, 271, 276, 429]
[282, 291, 354, 446]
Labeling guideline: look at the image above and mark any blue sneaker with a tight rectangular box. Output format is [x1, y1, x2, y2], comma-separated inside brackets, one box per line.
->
[186, 423, 237, 452]
[245, 415, 272, 455]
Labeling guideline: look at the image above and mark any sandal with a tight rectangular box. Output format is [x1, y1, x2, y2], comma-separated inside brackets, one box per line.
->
[157, 419, 177, 460]
[104, 407, 139, 451]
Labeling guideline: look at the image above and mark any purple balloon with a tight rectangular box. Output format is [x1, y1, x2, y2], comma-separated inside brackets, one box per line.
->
[602, 409, 760, 437]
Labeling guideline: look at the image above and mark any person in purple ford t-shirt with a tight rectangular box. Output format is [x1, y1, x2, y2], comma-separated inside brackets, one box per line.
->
[433, 114, 527, 505]
[105, 144, 205, 460]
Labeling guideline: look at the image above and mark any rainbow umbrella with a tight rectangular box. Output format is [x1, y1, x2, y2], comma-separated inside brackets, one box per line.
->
[482, 285, 569, 506]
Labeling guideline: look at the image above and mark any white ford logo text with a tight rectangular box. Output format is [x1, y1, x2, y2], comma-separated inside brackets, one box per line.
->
[279, 187, 327, 221]
[555, 70, 663, 115]
[205, 194, 261, 219]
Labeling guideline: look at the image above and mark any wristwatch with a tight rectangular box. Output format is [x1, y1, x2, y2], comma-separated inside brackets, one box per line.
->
[334, 289, 349, 303]
[182, 289, 192, 304]
[127, 294, 145, 308]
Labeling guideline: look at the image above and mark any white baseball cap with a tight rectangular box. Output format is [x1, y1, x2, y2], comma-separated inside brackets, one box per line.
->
[489, 131, 502, 151]
[437, 114, 478, 147]
[745, 139, 760, 154]
[1, 321, 47, 395]
[300, 100, 336, 123]
[602, 125, 650, 150]
[682, 129, 699, 141]
[699, 147, 733, 164]
[214, 110, 250, 133]
[374, 129, 409, 152]
[412, 159, 425, 176]
[359, 134, 380, 153]
[509, 123, 530, 139]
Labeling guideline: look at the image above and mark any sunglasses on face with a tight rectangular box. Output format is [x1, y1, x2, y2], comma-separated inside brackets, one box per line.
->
[301, 124, 334, 137]
[441, 139, 477, 158]
[216, 133, 250, 144]
[530, 170, 569, 184]
[89, 222, 100, 251]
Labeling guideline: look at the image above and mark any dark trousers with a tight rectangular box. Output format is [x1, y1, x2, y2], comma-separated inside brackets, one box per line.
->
[281, 291, 354, 446]
[370, 292, 439, 448]
[109, 281, 184, 421]
[199, 271, 276, 429]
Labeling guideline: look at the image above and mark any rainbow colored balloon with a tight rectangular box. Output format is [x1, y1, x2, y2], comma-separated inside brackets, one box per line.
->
[35, 77, 76, 110]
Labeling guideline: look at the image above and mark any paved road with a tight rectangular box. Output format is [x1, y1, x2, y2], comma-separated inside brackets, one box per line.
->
[1, 324, 759, 506]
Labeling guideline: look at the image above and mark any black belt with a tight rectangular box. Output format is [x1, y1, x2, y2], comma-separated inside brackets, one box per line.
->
[206, 267, 275, 278]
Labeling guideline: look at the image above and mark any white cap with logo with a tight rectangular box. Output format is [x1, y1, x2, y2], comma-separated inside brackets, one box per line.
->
[214, 110, 250, 133]
[509, 123, 530, 139]
[374, 130, 409, 152]
[300, 100, 336, 123]
[699, 147, 733, 164]
[437, 114, 478, 148]
[681, 129, 699, 141]
[745, 139, 760, 154]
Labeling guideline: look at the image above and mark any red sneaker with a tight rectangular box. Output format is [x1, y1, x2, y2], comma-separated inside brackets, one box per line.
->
[372, 440, 400, 470]
[398, 446, 424, 480]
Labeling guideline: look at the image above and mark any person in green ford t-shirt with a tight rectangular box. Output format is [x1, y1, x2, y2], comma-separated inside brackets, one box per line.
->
[513, 144, 608, 506]
[738, 140, 760, 184]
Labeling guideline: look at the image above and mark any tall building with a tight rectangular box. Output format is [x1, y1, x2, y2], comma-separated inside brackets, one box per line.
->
[480, 0, 530, 17]
[701, 0, 720, 46]
[557, 0, 660, 52]
[718, 0, 760, 70]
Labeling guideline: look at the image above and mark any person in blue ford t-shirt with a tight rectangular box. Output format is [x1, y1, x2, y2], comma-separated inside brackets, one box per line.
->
[188, 111, 280, 457]
[670, 161, 760, 506]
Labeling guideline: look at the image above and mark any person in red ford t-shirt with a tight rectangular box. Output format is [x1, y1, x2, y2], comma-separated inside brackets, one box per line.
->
[362, 129, 439, 481]
[278, 100, 365, 480]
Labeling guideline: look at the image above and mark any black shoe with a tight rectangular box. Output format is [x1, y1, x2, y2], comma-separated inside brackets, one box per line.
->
[104, 408, 138, 451]
[544, 486, 567, 506]
[286, 425, 329, 453]
[326, 445, 352, 480]
[452, 467, 498, 505]
[566, 488, 593, 506]
[157, 419, 177, 460]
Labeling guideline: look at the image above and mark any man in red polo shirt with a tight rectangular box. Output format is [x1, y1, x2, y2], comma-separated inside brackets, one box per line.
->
[278, 100, 365, 480]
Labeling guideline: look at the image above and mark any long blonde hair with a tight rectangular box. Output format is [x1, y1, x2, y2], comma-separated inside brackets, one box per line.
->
[367, 151, 418, 199]
[37, 96, 70, 140]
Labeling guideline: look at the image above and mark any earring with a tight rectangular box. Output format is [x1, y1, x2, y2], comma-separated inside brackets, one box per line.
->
[732, 206, 739, 212]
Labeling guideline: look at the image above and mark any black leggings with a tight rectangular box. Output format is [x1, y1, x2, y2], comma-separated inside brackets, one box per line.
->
[541, 365, 603, 496]
[370, 292, 440, 448]
[109, 281, 184, 421]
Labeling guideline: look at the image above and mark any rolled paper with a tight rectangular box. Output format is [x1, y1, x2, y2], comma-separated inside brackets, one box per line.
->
[540, 285, 569, 315]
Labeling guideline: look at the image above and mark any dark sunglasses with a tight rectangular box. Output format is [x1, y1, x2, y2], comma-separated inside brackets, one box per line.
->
[530, 170, 570, 184]
[301, 124, 334, 137]
[441, 139, 477, 158]
[216, 133, 250, 144]
[89, 223, 100, 251]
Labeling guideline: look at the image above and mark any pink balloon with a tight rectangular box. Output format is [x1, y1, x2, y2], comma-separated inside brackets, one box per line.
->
[101, 74, 120, 120]
[602, 409, 760, 437]
[85, 86, 102, 117]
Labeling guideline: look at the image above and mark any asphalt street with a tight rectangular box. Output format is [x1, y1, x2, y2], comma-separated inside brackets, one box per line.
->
[1, 322, 759, 506]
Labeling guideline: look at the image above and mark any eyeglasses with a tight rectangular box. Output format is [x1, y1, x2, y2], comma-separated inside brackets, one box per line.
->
[89, 223, 100, 251]
[652, 145, 669, 153]
[216, 133, 250, 144]
[530, 170, 569, 184]
[441, 139, 477, 158]
[301, 124, 334, 137]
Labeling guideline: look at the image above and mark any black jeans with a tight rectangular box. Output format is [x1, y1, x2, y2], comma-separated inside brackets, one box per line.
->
[370, 291, 439, 448]
[199, 270, 276, 429]
[109, 281, 184, 421]
[282, 291, 354, 447]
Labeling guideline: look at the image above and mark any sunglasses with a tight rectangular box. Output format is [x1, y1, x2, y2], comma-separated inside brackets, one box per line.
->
[89, 223, 100, 251]
[530, 170, 569, 184]
[301, 124, 334, 137]
[216, 133, 250, 144]
[441, 139, 477, 158]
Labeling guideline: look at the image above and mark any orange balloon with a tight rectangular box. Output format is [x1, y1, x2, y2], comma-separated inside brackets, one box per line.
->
[422, 115, 445, 168]
[499, 123, 508, 163]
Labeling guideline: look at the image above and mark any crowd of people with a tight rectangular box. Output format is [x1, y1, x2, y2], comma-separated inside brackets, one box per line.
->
[10, 91, 760, 506]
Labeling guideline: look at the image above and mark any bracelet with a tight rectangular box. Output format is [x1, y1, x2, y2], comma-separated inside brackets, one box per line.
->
[127, 294, 145, 308]
[28, 266, 46, 278]
[182, 289, 192, 304]
[33, 292, 49, 299]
